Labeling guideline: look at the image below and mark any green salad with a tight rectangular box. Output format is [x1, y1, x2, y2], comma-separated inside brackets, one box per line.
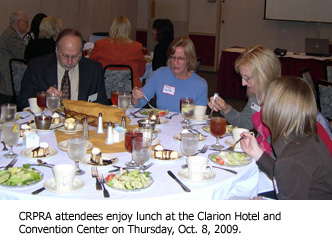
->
[0, 164, 43, 186]
[107, 169, 152, 190]
[140, 109, 169, 116]
[211, 151, 251, 166]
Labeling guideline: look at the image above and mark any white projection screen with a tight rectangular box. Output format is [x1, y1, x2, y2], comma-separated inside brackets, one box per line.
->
[264, 0, 332, 23]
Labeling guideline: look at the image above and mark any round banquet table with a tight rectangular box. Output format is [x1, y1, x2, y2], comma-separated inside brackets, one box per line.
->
[0, 109, 260, 200]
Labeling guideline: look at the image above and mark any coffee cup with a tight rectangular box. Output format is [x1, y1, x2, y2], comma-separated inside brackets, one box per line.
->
[186, 156, 213, 181]
[28, 98, 42, 114]
[52, 164, 76, 192]
[232, 128, 254, 148]
[194, 105, 207, 121]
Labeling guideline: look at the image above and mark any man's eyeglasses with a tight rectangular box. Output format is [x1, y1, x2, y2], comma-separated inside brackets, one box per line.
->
[19, 20, 29, 24]
[58, 52, 82, 61]
[170, 56, 187, 62]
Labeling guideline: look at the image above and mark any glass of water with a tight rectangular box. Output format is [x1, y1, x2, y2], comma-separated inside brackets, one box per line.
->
[67, 136, 87, 175]
[132, 137, 152, 172]
[1, 122, 20, 159]
[180, 133, 199, 157]
[46, 92, 60, 116]
[118, 93, 131, 111]
[1, 103, 17, 122]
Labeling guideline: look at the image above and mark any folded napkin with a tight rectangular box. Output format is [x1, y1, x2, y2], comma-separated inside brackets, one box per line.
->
[54, 125, 137, 153]
[62, 100, 131, 128]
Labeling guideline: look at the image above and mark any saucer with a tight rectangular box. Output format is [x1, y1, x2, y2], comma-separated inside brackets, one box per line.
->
[20, 147, 58, 159]
[43, 178, 84, 194]
[58, 140, 93, 151]
[191, 115, 209, 123]
[178, 168, 215, 183]
[225, 138, 242, 150]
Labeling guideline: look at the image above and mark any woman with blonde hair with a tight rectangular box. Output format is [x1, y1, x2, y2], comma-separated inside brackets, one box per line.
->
[241, 77, 332, 199]
[24, 16, 62, 61]
[131, 36, 208, 112]
[89, 16, 146, 88]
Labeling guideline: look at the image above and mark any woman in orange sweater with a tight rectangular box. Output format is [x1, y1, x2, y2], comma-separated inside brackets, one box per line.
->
[89, 16, 146, 88]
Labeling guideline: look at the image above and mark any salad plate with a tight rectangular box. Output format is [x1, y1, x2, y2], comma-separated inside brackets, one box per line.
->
[202, 125, 233, 137]
[156, 118, 168, 126]
[20, 147, 58, 159]
[173, 133, 206, 142]
[106, 169, 153, 191]
[30, 122, 63, 132]
[208, 151, 252, 167]
[81, 154, 119, 167]
[58, 140, 93, 152]
[178, 168, 215, 183]
[56, 124, 83, 133]
[44, 178, 84, 193]
[139, 109, 169, 116]
[0, 166, 43, 187]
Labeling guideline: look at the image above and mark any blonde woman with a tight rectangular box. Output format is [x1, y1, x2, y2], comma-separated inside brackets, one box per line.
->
[241, 77, 332, 200]
[89, 16, 146, 88]
[24, 16, 62, 61]
[131, 36, 208, 112]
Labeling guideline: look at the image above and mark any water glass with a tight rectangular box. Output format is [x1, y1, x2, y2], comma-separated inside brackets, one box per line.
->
[67, 136, 87, 175]
[118, 93, 131, 111]
[111, 90, 124, 106]
[46, 92, 60, 115]
[1, 103, 17, 122]
[180, 133, 199, 157]
[125, 129, 143, 167]
[132, 137, 152, 172]
[1, 122, 20, 158]
[181, 98, 195, 129]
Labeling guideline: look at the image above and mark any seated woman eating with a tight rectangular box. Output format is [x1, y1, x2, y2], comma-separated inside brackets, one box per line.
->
[131, 36, 208, 112]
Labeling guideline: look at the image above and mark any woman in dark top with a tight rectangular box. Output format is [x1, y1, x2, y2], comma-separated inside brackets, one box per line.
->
[25, 16, 62, 62]
[23, 13, 47, 46]
[151, 19, 174, 71]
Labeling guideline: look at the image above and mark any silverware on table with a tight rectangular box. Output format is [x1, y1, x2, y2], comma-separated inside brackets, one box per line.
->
[1, 141, 8, 151]
[4, 158, 18, 170]
[181, 163, 237, 175]
[98, 173, 110, 198]
[165, 113, 179, 119]
[20, 120, 34, 125]
[31, 187, 46, 195]
[129, 113, 147, 118]
[91, 167, 102, 191]
[37, 159, 55, 167]
[189, 129, 208, 137]
[167, 170, 191, 192]
[109, 162, 154, 173]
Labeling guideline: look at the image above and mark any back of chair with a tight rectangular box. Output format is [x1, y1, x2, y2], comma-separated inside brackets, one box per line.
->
[10, 58, 27, 99]
[316, 79, 332, 120]
[299, 67, 317, 102]
[103, 64, 134, 100]
[325, 60, 332, 81]
[195, 57, 202, 73]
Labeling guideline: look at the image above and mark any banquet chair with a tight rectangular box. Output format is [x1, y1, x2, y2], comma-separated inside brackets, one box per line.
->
[9, 58, 27, 102]
[299, 67, 318, 102]
[316, 79, 332, 121]
[103, 64, 133, 104]
[195, 57, 202, 73]
[325, 60, 332, 81]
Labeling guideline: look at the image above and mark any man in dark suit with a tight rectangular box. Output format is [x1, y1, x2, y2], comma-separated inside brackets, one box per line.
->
[18, 28, 107, 110]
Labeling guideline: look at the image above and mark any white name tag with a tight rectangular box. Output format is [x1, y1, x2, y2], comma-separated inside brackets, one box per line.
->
[162, 85, 175, 95]
[251, 103, 261, 112]
[88, 93, 98, 102]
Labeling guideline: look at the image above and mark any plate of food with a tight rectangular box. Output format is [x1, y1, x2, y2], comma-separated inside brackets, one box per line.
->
[58, 140, 93, 152]
[140, 109, 169, 117]
[20, 142, 58, 159]
[30, 122, 63, 132]
[0, 165, 43, 187]
[202, 124, 235, 136]
[56, 124, 83, 133]
[81, 148, 119, 167]
[106, 169, 153, 191]
[151, 144, 183, 161]
[208, 151, 252, 167]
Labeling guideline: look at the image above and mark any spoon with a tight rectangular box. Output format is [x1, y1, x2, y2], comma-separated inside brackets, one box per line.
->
[37, 159, 55, 167]
[26, 108, 37, 117]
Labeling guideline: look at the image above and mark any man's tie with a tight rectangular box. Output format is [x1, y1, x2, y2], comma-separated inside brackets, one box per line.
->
[61, 70, 71, 100]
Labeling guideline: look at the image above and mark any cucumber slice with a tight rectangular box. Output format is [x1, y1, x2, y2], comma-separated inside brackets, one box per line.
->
[0, 172, 11, 184]
[131, 180, 143, 189]
[125, 180, 134, 189]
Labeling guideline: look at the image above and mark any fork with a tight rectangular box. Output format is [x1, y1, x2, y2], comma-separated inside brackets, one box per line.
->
[142, 94, 157, 110]
[165, 113, 179, 119]
[98, 173, 110, 198]
[224, 136, 244, 153]
[91, 167, 102, 191]
[20, 115, 30, 119]
[1, 141, 8, 151]
[209, 93, 219, 118]
[192, 144, 209, 156]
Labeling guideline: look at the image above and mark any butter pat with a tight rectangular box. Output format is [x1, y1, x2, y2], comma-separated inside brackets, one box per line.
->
[25, 132, 39, 148]
[113, 126, 126, 142]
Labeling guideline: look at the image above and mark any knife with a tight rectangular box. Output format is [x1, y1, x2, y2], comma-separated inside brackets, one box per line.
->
[4, 158, 18, 170]
[31, 187, 45, 195]
[212, 166, 237, 174]
[167, 170, 191, 192]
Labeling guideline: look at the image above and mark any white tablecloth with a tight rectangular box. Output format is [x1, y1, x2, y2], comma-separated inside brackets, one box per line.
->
[0, 109, 260, 200]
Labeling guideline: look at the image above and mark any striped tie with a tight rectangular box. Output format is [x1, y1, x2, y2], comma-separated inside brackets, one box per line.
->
[61, 70, 71, 100]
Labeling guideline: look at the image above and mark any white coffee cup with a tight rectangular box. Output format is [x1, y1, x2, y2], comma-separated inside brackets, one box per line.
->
[28, 98, 42, 114]
[52, 164, 76, 192]
[194, 105, 207, 121]
[232, 128, 254, 148]
[186, 156, 213, 181]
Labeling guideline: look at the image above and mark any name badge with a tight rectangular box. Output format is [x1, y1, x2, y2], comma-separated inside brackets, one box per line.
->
[251, 103, 261, 112]
[162, 85, 175, 95]
[88, 93, 98, 102]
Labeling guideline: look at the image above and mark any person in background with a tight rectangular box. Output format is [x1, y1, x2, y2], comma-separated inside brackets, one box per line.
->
[0, 10, 29, 104]
[23, 13, 47, 46]
[151, 18, 174, 71]
[25, 16, 63, 61]
[89, 16, 146, 88]
[241, 77, 332, 200]
[18, 29, 107, 109]
[132, 36, 208, 112]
